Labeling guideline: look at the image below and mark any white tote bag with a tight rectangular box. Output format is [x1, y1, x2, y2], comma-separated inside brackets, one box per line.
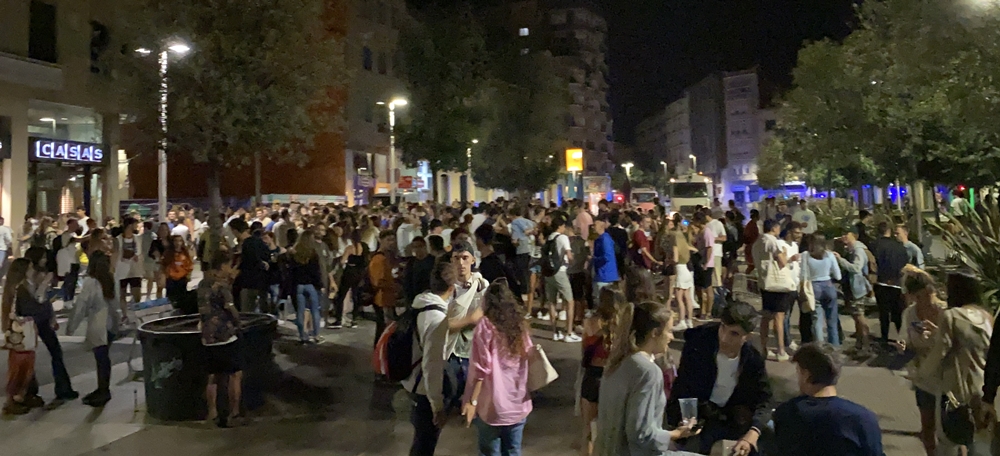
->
[527, 344, 559, 391]
[799, 257, 816, 312]
[761, 259, 795, 293]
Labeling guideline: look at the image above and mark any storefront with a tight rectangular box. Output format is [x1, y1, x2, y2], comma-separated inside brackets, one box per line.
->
[24, 100, 108, 219]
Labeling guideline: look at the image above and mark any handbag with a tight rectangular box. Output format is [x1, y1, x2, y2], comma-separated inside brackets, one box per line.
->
[3, 308, 37, 352]
[527, 344, 559, 391]
[799, 257, 816, 312]
[761, 259, 795, 293]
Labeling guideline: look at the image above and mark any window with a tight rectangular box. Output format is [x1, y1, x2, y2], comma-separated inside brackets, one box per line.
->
[89, 21, 110, 74]
[29, 0, 58, 63]
[362, 46, 373, 71]
[519, 28, 530, 37]
[377, 52, 387, 75]
[364, 99, 374, 123]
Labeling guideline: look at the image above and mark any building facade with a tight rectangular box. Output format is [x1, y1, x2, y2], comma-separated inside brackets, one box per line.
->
[720, 69, 760, 205]
[0, 0, 123, 232]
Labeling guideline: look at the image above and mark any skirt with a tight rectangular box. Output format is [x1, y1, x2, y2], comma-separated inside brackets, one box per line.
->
[6, 350, 35, 398]
[675, 264, 694, 290]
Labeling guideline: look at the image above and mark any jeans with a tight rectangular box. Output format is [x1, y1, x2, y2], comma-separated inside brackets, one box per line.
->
[813, 281, 840, 346]
[268, 284, 282, 313]
[410, 394, 443, 456]
[29, 317, 74, 398]
[61, 264, 80, 302]
[874, 284, 903, 342]
[295, 284, 320, 341]
[475, 417, 526, 456]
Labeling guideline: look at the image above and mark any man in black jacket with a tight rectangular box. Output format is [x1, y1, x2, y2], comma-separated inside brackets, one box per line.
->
[668, 302, 771, 455]
[871, 221, 910, 345]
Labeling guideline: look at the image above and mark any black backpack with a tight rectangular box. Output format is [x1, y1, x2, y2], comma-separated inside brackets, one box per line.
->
[541, 234, 565, 277]
[383, 304, 446, 383]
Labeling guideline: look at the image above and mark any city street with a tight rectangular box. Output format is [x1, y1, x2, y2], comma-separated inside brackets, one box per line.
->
[0, 306, 927, 456]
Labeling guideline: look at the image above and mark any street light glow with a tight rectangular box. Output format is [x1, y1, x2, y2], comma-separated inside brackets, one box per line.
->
[168, 43, 191, 55]
[391, 98, 408, 107]
[135, 48, 152, 56]
[472, 139, 479, 144]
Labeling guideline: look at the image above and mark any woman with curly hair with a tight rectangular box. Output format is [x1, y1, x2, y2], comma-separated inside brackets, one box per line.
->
[461, 279, 534, 455]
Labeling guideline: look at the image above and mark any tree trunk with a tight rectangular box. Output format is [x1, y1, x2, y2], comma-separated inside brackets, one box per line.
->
[205, 160, 224, 268]
[914, 180, 925, 244]
[254, 151, 262, 207]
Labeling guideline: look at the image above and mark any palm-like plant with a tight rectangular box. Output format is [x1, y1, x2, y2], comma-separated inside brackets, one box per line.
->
[813, 198, 857, 238]
[929, 202, 1000, 314]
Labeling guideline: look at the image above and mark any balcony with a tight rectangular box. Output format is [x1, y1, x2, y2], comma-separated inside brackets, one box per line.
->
[0, 51, 62, 91]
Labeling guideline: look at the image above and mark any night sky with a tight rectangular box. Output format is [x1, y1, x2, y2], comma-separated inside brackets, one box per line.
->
[603, 0, 858, 143]
[405, 0, 859, 144]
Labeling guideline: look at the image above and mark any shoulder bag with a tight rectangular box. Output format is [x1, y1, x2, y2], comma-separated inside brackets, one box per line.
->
[761, 258, 795, 293]
[527, 344, 559, 391]
[799, 256, 816, 312]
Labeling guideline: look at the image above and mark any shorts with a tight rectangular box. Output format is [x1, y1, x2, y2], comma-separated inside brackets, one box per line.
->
[845, 297, 869, 317]
[569, 272, 587, 301]
[694, 267, 714, 289]
[529, 258, 542, 275]
[119, 277, 142, 291]
[204, 340, 244, 374]
[580, 366, 603, 403]
[674, 264, 694, 290]
[712, 261, 723, 287]
[915, 387, 942, 411]
[544, 270, 574, 305]
[761, 290, 794, 314]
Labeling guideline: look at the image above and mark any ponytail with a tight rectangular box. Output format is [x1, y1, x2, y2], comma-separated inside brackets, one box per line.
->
[604, 300, 675, 375]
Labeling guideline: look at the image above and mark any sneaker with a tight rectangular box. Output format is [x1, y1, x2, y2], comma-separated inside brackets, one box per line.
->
[671, 321, 690, 332]
[692, 301, 701, 310]
[788, 341, 799, 352]
[553, 332, 565, 341]
[319, 320, 326, 329]
[564, 333, 582, 343]
[23, 395, 44, 409]
[330, 321, 343, 329]
[776, 352, 790, 362]
[558, 310, 568, 321]
[538, 312, 551, 321]
[766, 350, 778, 361]
[348, 321, 359, 329]
[687, 319, 694, 329]
[56, 391, 80, 401]
[313, 335, 326, 344]
[82, 390, 111, 408]
[524, 313, 533, 320]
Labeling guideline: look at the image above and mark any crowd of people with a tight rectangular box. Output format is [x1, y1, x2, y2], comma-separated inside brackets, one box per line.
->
[3, 194, 1000, 455]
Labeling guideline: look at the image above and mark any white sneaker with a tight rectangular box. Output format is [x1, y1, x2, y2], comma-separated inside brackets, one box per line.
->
[539, 312, 551, 321]
[776, 352, 790, 362]
[319, 320, 326, 329]
[553, 332, 565, 341]
[671, 321, 689, 332]
[687, 319, 694, 329]
[558, 310, 568, 321]
[788, 342, 799, 352]
[524, 313, 533, 320]
[564, 333, 582, 343]
[692, 301, 701, 310]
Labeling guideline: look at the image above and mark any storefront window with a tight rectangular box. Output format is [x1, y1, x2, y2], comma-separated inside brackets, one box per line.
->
[26, 100, 105, 220]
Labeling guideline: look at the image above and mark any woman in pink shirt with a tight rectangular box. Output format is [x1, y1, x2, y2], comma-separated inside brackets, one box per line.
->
[462, 280, 534, 455]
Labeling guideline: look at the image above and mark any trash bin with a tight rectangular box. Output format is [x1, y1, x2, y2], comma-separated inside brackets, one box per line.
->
[138, 313, 277, 421]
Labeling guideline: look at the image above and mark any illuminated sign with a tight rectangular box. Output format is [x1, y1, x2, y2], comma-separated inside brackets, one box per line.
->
[565, 148, 583, 172]
[30, 137, 105, 164]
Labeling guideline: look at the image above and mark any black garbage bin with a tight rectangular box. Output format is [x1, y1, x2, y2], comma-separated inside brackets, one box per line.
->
[138, 313, 277, 421]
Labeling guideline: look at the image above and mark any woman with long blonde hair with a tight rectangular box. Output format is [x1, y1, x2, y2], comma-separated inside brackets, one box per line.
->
[595, 299, 700, 455]
[461, 280, 534, 455]
[290, 231, 323, 344]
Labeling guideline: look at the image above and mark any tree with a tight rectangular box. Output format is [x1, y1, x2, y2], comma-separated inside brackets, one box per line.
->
[471, 50, 569, 195]
[395, 5, 492, 185]
[113, 0, 346, 262]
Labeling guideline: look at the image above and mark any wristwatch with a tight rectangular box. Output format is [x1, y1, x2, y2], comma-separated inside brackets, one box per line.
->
[470, 400, 478, 407]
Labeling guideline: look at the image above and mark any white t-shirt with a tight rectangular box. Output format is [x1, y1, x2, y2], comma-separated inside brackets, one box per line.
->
[470, 213, 488, 236]
[779, 239, 801, 287]
[0, 225, 12, 251]
[440, 229, 454, 248]
[396, 223, 419, 256]
[951, 198, 968, 216]
[171, 224, 190, 240]
[547, 232, 571, 273]
[706, 219, 726, 258]
[792, 209, 817, 234]
[710, 353, 740, 406]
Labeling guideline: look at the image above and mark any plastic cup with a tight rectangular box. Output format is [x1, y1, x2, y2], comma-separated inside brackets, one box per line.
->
[679, 398, 698, 426]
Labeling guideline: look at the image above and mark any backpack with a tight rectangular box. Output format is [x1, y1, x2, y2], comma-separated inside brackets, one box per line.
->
[373, 303, 446, 382]
[356, 251, 384, 309]
[864, 247, 878, 285]
[540, 234, 565, 277]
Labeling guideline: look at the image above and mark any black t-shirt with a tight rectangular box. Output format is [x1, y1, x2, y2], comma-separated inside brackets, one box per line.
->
[235, 236, 270, 290]
[773, 396, 883, 456]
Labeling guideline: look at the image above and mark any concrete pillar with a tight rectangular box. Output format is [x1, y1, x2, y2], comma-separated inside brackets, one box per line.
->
[102, 111, 120, 220]
[2, 100, 28, 253]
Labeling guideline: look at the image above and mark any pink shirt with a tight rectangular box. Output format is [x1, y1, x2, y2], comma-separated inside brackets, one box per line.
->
[575, 210, 593, 238]
[464, 317, 534, 426]
[699, 226, 716, 268]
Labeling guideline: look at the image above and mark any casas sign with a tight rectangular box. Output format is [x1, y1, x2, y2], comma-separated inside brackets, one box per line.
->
[30, 138, 105, 164]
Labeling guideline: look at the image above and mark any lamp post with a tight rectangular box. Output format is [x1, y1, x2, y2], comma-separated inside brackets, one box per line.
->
[377, 98, 407, 205]
[660, 161, 668, 175]
[689, 154, 697, 173]
[466, 139, 478, 203]
[137, 42, 190, 222]
[621, 162, 634, 178]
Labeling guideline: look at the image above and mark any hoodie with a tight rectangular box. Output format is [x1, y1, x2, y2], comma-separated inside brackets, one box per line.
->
[448, 272, 489, 359]
[401, 291, 450, 413]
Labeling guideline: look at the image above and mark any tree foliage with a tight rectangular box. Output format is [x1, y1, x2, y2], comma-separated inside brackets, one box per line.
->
[768, 0, 1000, 189]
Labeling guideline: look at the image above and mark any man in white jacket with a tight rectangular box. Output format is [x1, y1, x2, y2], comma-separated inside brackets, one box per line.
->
[403, 260, 456, 455]
[445, 240, 488, 409]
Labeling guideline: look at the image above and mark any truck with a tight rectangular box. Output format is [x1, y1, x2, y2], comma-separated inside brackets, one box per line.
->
[630, 187, 660, 212]
[666, 172, 713, 217]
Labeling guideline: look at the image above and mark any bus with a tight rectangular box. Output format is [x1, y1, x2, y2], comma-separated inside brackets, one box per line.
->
[667, 173, 713, 216]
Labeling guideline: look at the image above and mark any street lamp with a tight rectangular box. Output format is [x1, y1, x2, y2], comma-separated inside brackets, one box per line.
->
[377, 98, 407, 204]
[466, 139, 479, 202]
[136, 41, 190, 222]
[621, 162, 634, 178]
[689, 154, 697, 173]
[660, 161, 668, 175]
